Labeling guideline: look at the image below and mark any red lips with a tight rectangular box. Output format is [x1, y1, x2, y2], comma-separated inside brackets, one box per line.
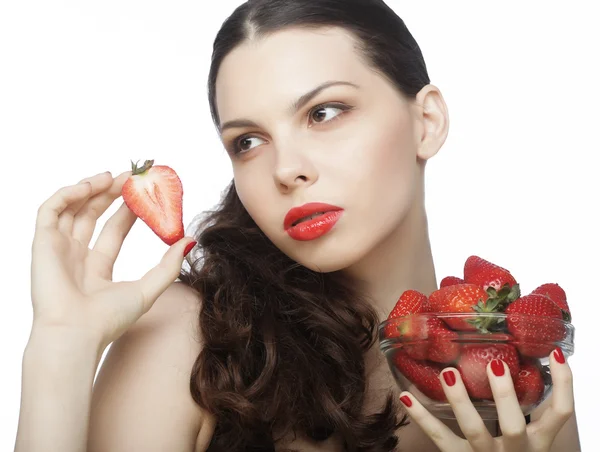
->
[284, 202, 343, 229]
[283, 202, 344, 241]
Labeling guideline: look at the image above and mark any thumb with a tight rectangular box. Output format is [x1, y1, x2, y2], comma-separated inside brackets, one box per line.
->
[138, 236, 197, 313]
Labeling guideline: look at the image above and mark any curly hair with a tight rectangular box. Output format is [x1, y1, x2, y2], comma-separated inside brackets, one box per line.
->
[178, 1, 431, 450]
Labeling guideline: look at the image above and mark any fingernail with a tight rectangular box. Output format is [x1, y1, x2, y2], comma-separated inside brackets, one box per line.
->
[491, 359, 505, 377]
[183, 241, 197, 257]
[400, 395, 412, 408]
[553, 347, 565, 364]
[442, 370, 456, 386]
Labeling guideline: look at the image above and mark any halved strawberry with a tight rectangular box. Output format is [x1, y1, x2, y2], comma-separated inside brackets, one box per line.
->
[531, 283, 571, 322]
[505, 294, 566, 358]
[457, 343, 520, 400]
[392, 351, 447, 401]
[122, 159, 184, 246]
[514, 361, 545, 406]
[440, 276, 465, 288]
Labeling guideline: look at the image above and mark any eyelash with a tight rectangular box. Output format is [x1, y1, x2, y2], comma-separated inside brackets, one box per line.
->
[228, 102, 353, 155]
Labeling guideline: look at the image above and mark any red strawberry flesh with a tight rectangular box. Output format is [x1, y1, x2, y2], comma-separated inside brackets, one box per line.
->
[122, 159, 184, 246]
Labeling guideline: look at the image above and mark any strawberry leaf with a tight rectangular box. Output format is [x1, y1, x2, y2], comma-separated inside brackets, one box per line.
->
[486, 287, 499, 298]
[466, 315, 505, 334]
[468, 287, 517, 333]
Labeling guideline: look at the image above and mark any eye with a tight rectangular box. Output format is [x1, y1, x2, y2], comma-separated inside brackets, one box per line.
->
[228, 102, 353, 156]
[232, 135, 266, 154]
[308, 103, 350, 126]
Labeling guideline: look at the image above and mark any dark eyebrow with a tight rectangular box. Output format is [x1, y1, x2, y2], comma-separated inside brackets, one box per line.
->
[219, 80, 359, 134]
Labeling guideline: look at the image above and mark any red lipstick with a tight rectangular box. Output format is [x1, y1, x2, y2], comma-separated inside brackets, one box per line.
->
[284, 202, 344, 241]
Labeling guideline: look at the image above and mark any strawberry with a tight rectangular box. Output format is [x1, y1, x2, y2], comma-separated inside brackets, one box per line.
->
[456, 343, 520, 400]
[398, 317, 430, 360]
[388, 290, 429, 320]
[396, 315, 461, 362]
[531, 283, 571, 322]
[463, 255, 519, 294]
[428, 284, 505, 332]
[122, 159, 185, 246]
[505, 294, 566, 358]
[384, 290, 429, 338]
[440, 276, 464, 288]
[429, 284, 488, 314]
[514, 361, 545, 406]
[384, 290, 430, 359]
[392, 351, 447, 401]
[425, 317, 461, 364]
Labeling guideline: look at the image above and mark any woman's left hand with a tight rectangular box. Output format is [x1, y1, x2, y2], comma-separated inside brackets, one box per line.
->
[398, 347, 574, 452]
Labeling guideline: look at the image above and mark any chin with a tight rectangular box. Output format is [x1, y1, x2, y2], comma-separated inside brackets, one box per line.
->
[277, 237, 368, 274]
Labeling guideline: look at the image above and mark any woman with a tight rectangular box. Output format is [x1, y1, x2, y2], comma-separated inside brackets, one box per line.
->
[15, 0, 579, 451]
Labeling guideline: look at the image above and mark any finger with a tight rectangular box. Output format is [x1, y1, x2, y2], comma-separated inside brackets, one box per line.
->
[92, 201, 138, 265]
[36, 182, 93, 230]
[73, 171, 132, 246]
[534, 347, 574, 446]
[398, 391, 465, 452]
[487, 359, 527, 450]
[439, 368, 495, 452]
[57, 171, 114, 235]
[138, 237, 197, 314]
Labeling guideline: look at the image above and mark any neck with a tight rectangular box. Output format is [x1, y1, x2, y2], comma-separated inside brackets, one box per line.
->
[345, 197, 438, 322]
[343, 194, 439, 407]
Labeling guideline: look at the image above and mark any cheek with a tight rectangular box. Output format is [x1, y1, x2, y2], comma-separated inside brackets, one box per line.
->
[233, 167, 278, 230]
[350, 122, 417, 200]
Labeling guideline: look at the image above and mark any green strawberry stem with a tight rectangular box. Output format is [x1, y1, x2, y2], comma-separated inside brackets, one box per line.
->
[131, 159, 155, 175]
[467, 283, 521, 333]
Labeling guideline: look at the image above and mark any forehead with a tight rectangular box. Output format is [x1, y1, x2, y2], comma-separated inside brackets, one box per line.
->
[215, 26, 372, 124]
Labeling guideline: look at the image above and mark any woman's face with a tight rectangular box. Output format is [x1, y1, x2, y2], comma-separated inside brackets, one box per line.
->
[215, 26, 444, 273]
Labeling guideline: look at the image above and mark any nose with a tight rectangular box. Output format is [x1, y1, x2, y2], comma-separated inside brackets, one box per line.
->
[273, 145, 318, 194]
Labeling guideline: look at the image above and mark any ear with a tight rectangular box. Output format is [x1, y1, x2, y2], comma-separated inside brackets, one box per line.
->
[412, 84, 449, 161]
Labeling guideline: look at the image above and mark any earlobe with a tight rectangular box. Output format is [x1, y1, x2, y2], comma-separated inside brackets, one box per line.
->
[414, 84, 450, 161]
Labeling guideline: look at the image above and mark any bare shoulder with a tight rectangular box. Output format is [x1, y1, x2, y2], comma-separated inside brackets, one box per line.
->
[88, 281, 216, 452]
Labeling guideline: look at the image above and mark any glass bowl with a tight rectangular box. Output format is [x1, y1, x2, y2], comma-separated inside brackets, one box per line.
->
[378, 312, 575, 420]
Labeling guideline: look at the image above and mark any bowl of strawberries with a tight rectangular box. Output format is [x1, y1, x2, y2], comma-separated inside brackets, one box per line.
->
[379, 255, 574, 420]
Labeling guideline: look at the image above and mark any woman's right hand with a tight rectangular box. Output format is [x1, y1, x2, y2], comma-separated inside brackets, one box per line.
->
[30, 170, 197, 349]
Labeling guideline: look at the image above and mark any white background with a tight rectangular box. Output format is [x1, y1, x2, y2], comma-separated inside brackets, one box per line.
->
[1, 0, 598, 450]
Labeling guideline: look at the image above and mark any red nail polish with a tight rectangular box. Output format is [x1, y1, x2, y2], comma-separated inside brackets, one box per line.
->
[554, 347, 565, 364]
[442, 370, 456, 386]
[491, 359, 505, 377]
[183, 241, 197, 257]
[400, 395, 412, 408]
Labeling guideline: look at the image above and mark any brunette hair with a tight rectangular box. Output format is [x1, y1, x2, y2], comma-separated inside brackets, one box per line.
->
[178, 0, 431, 450]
